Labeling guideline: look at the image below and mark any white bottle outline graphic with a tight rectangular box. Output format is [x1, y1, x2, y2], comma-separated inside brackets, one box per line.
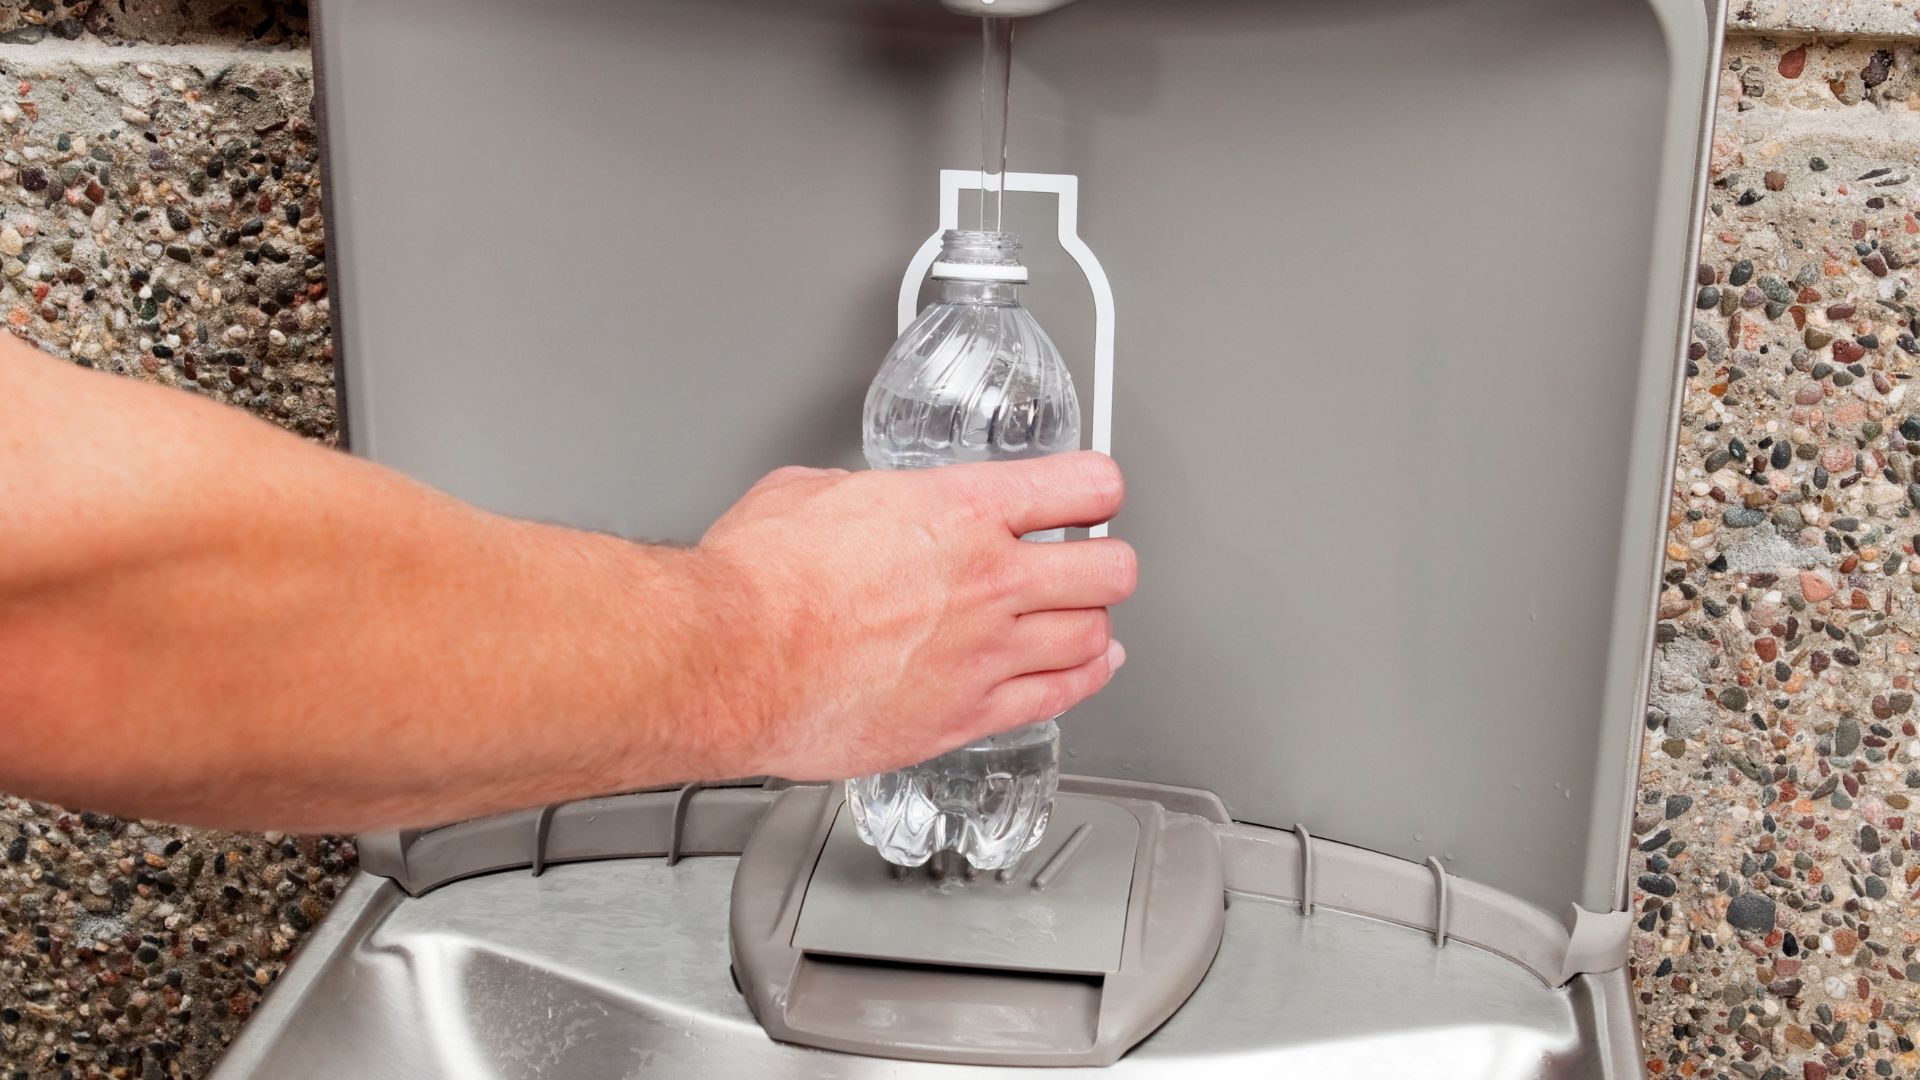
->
[897, 170, 1116, 538]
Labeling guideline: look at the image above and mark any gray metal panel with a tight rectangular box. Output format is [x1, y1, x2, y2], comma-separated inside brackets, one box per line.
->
[315, 0, 1717, 915]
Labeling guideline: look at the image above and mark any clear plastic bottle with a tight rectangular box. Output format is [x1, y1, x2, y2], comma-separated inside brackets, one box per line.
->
[846, 229, 1081, 870]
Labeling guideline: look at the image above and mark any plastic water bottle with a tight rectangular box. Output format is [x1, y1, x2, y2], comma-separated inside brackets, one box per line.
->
[847, 229, 1081, 870]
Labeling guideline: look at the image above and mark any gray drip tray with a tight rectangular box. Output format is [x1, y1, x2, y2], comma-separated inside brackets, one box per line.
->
[733, 789, 1224, 1066]
[208, 827, 1637, 1079]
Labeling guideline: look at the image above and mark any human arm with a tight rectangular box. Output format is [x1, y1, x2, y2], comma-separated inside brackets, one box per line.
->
[0, 338, 1133, 833]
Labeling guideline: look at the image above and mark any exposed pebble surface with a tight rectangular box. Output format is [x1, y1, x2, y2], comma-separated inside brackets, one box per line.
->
[0, 801, 356, 1079]
[0, 2, 306, 47]
[1634, 35, 1920, 1080]
[0, 34, 352, 1080]
[1733, 1, 1920, 40]
[0, 50, 338, 439]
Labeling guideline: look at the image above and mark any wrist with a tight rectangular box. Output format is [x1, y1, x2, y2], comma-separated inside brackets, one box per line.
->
[628, 538, 787, 782]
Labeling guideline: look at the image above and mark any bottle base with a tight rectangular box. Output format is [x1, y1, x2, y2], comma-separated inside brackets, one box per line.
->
[846, 721, 1060, 870]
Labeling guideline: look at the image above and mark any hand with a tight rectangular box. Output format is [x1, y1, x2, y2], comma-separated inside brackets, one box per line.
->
[696, 451, 1135, 781]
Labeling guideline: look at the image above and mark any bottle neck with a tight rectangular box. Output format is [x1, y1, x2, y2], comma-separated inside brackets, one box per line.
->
[938, 279, 1020, 305]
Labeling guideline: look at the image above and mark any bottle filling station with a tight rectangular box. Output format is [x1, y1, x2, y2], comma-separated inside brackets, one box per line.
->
[209, 0, 1725, 1075]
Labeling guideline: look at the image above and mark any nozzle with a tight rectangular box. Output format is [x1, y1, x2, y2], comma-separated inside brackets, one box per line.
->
[941, 0, 1083, 17]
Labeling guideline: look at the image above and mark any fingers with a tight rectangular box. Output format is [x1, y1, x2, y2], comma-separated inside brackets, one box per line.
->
[971, 640, 1127, 739]
[949, 452, 1124, 536]
[1004, 537, 1138, 612]
[1008, 608, 1112, 674]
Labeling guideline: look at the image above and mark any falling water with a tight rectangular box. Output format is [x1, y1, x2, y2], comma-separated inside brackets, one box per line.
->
[979, 17, 1013, 231]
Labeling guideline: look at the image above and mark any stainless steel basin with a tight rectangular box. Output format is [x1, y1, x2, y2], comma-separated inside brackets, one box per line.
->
[209, 854, 1637, 1079]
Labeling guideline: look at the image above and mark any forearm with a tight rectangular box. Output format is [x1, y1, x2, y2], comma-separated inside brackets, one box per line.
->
[0, 339, 760, 832]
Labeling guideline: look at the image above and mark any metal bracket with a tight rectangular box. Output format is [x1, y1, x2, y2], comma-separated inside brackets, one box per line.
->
[354, 829, 420, 893]
[666, 782, 704, 866]
[1292, 823, 1315, 916]
[528, 804, 559, 877]
[898, 169, 1116, 537]
[1558, 904, 1634, 982]
[1427, 856, 1451, 948]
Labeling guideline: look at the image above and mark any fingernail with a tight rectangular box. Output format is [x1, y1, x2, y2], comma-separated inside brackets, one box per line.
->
[1106, 639, 1127, 674]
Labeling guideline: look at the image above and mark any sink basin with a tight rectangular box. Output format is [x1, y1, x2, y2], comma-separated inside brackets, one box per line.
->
[209, 854, 1637, 1079]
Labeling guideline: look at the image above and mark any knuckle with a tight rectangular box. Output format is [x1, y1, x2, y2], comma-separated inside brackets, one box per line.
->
[1069, 452, 1124, 504]
[1064, 541, 1135, 597]
[964, 460, 1048, 523]
[1113, 541, 1136, 591]
[1029, 685, 1070, 724]
[949, 470, 1009, 525]
[1077, 612, 1112, 658]
[980, 548, 1030, 602]
[1044, 666, 1104, 717]
[760, 464, 825, 488]
[1105, 541, 1140, 594]
[954, 648, 1005, 696]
